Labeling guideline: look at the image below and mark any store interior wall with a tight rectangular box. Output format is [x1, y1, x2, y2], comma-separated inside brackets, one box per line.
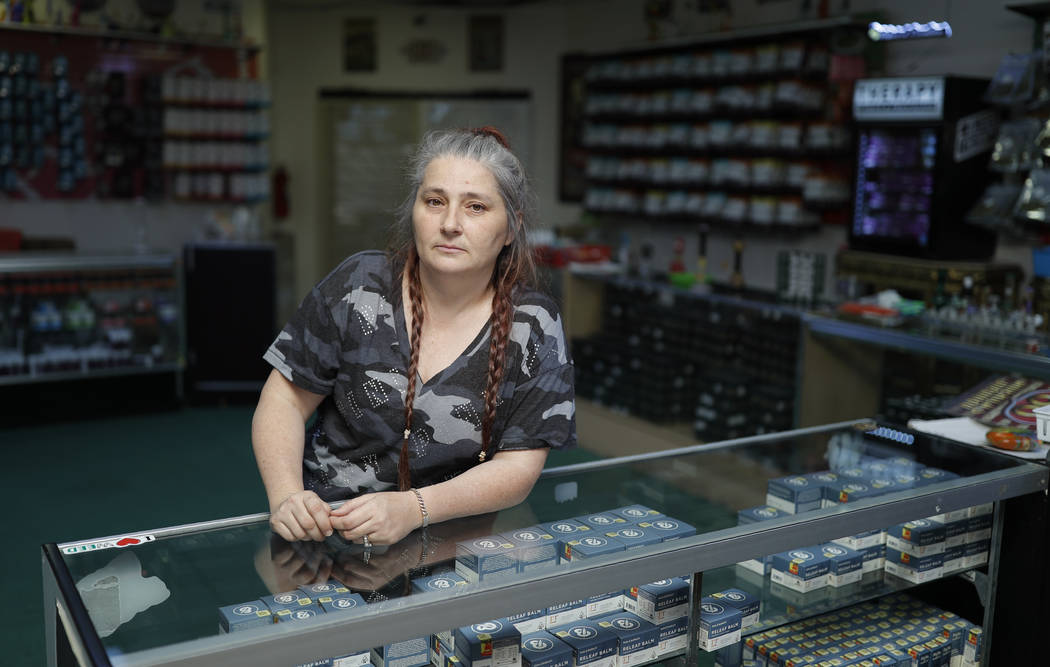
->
[265, 0, 1039, 317]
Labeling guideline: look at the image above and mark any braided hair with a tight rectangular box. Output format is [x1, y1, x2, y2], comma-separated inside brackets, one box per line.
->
[390, 127, 538, 492]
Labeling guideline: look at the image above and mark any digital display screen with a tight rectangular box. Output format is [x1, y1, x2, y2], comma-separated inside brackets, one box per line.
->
[853, 127, 937, 247]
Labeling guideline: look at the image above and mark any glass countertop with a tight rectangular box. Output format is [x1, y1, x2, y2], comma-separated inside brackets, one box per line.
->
[46, 421, 1048, 665]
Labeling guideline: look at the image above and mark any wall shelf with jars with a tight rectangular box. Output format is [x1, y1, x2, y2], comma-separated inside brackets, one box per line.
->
[572, 16, 867, 234]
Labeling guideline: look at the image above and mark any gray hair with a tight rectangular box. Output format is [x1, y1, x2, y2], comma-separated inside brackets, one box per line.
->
[391, 128, 536, 261]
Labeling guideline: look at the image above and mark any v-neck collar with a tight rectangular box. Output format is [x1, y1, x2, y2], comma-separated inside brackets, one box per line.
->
[394, 288, 492, 389]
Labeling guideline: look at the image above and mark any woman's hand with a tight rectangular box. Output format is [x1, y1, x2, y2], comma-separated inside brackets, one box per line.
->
[268, 536, 335, 591]
[329, 491, 420, 546]
[270, 490, 334, 542]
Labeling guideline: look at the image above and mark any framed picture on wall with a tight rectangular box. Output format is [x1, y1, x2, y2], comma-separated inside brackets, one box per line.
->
[559, 53, 591, 202]
[344, 18, 377, 71]
[469, 15, 504, 72]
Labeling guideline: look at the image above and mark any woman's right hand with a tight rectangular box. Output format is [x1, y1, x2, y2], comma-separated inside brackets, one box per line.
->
[270, 490, 334, 541]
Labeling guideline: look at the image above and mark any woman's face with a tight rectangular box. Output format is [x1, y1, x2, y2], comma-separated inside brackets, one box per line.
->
[412, 156, 512, 281]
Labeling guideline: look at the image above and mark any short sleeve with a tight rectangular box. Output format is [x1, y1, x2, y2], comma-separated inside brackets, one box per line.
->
[497, 361, 577, 452]
[263, 286, 342, 396]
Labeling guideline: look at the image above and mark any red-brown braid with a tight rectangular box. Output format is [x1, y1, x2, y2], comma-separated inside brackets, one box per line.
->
[480, 258, 515, 462]
[399, 251, 425, 492]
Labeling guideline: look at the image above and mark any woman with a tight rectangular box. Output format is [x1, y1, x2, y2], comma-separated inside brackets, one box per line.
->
[252, 127, 576, 547]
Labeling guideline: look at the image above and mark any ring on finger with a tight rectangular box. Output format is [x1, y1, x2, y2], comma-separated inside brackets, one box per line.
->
[362, 534, 372, 549]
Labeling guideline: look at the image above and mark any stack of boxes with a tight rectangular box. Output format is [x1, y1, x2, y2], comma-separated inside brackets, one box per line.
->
[737, 454, 992, 600]
[740, 593, 982, 667]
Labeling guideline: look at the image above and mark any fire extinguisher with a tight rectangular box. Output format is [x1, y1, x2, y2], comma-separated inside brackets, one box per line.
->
[273, 166, 289, 220]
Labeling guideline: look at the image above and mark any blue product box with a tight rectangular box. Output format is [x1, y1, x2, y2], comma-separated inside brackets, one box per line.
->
[963, 627, 983, 664]
[820, 543, 863, 587]
[563, 534, 626, 562]
[884, 547, 944, 584]
[501, 527, 560, 573]
[737, 505, 788, 524]
[574, 512, 629, 530]
[769, 548, 831, 593]
[318, 593, 367, 615]
[831, 527, 883, 551]
[914, 467, 960, 487]
[657, 616, 689, 656]
[859, 545, 885, 573]
[714, 641, 743, 667]
[262, 590, 315, 613]
[506, 608, 548, 634]
[944, 520, 968, 548]
[586, 590, 623, 618]
[835, 465, 870, 481]
[521, 631, 573, 667]
[332, 651, 371, 667]
[274, 606, 323, 623]
[828, 481, 880, 505]
[552, 619, 620, 667]
[596, 612, 660, 666]
[941, 619, 974, 658]
[413, 571, 471, 595]
[967, 503, 993, 518]
[431, 633, 453, 665]
[538, 519, 592, 542]
[218, 600, 272, 632]
[623, 577, 690, 624]
[297, 580, 354, 600]
[635, 517, 696, 541]
[371, 638, 429, 667]
[709, 588, 759, 629]
[611, 505, 664, 523]
[454, 620, 522, 667]
[602, 525, 662, 549]
[546, 600, 587, 627]
[966, 515, 993, 543]
[885, 519, 945, 555]
[963, 540, 990, 568]
[455, 536, 518, 584]
[766, 475, 823, 514]
[698, 598, 743, 652]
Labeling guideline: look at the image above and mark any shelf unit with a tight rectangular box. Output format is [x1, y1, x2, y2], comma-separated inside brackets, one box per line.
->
[0, 252, 183, 387]
[42, 421, 1048, 665]
[571, 16, 866, 231]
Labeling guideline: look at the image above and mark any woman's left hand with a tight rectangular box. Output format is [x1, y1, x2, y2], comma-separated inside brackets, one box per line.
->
[329, 491, 420, 546]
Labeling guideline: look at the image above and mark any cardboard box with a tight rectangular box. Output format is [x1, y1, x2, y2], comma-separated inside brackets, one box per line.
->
[766, 475, 823, 514]
[218, 600, 272, 632]
[610, 505, 664, 523]
[371, 638, 429, 667]
[546, 600, 587, 627]
[319, 593, 368, 615]
[563, 535, 626, 562]
[770, 549, 830, 593]
[456, 537, 519, 584]
[505, 609, 548, 635]
[713, 641, 743, 667]
[858, 545, 884, 573]
[501, 528, 559, 573]
[413, 572, 471, 595]
[942, 545, 966, 574]
[943, 520, 968, 548]
[454, 621, 521, 667]
[737, 505, 788, 524]
[966, 515, 992, 543]
[537, 520, 592, 546]
[332, 651, 371, 667]
[708, 588, 760, 629]
[886, 519, 946, 552]
[962, 627, 983, 665]
[831, 529, 884, 551]
[520, 631, 572, 667]
[552, 619, 619, 667]
[586, 591, 623, 618]
[884, 547, 944, 584]
[602, 526, 662, 550]
[262, 591, 316, 613]
[657, 616, 689, 656]
[623, 577, 690, 624]
[298, 580, 354, 600]
[275, 607, 324, 623]
[962, 540, 990, 568]
[574, 513, 629, 531]
[698, 598, 743, 652]
[635, 518, 696, 541]
[820, 543, 863, 587]
[431, 634, 453, 666]
[914, 467, 959, 486]
[596, 612, 660, 667]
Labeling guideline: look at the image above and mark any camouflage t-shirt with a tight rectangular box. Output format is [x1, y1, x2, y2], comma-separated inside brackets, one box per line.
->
[263, 250, 576, 502]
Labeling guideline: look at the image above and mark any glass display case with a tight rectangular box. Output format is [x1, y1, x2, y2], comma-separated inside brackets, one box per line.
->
[0, 252, 183, 386]
[43, 421, 1047, 666]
